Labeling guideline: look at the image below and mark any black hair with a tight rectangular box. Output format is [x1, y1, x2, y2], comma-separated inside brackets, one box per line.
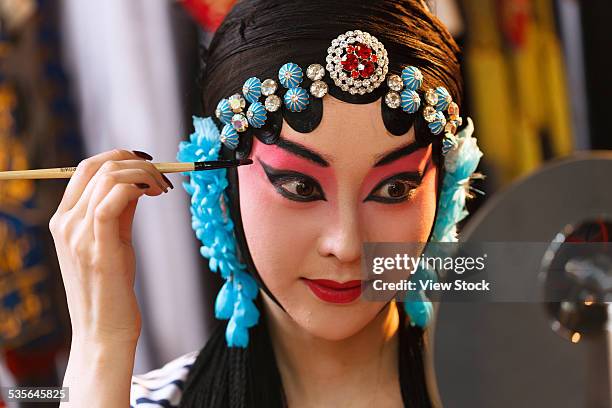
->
[180, 1, 461, 406]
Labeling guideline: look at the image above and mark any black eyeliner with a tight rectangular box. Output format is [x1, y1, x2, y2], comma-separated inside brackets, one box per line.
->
[258, 158, 327, 202]
[363, 171, 423, 203]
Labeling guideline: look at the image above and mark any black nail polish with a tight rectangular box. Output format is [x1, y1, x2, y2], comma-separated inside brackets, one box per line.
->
[161, 174, 174, 189]
[132, 150, 153, 160]
[135, 183, 150, 189]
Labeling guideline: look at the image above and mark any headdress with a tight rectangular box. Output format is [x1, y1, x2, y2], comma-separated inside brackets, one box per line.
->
[178, 30, 483, 347]
[213, 29, 464, 158]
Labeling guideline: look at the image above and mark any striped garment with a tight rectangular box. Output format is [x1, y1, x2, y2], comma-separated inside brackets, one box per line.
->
[130, 351, 198, 408]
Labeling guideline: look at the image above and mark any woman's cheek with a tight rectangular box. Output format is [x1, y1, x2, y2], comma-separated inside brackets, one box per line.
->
[238, 165, 322, 294]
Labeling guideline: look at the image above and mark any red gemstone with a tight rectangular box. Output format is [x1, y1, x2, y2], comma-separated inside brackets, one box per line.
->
[359, 61, 375, 78]
[355, 43, 371, 59]
[346, 45, 355, 54]
[351, 70, 360, 79]
[370, 54, 378, 63]
[341, 53, 358, 71]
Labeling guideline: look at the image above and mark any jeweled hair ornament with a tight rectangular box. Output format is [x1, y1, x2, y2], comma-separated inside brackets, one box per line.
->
[214, 29, 462, 155]
[180, 29, 484, 347]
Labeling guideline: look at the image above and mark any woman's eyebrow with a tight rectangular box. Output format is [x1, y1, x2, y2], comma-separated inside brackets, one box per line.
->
[275, 135, 330, 167]
[373, 140, 427, 167]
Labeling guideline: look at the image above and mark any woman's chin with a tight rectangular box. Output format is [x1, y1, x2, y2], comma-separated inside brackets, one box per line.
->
[289, 298, 387, 342]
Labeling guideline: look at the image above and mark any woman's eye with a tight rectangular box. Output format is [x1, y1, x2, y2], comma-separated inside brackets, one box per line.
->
[276, 178, 324, 201]
[259, 159, 326, 202]
[366, 174, 421, 204]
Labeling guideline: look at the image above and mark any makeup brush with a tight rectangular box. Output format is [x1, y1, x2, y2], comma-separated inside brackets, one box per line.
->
[0, 159, 253, 180]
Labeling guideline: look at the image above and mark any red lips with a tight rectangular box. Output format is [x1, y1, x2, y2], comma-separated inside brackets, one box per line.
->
[302, 278, 362, 304]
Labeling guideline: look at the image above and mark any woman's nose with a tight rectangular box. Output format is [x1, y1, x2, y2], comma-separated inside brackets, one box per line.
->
[317, 203, 363, 265]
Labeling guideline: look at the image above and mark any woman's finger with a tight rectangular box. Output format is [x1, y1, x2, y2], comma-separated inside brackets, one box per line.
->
[56, 150, 148, 213]
[73, 159, 170, 216]
[85, 168, 166, 219]
[92, 183, 150, 248]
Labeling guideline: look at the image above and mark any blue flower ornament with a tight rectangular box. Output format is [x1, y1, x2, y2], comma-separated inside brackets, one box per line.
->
[177, 116, 260, 347]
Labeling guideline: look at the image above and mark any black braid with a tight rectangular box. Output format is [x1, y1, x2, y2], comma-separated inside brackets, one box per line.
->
[399, 305, 433, 407]
[179, 295, 285, 408]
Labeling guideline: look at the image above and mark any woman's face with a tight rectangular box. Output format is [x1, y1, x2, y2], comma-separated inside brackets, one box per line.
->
[238, 96, 438, 340]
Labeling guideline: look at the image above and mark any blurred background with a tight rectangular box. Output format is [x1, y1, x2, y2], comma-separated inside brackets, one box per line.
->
[0, 0, 610, 406]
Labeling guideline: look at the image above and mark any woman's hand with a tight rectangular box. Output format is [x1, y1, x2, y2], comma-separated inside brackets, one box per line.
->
[50, 149, 171, 344]
[49, 149, 173, 407]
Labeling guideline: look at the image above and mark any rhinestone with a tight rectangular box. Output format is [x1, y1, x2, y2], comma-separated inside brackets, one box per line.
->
[228, 94, 246, 113]
[448, 101, 460, 117]
[310, 80, 328, 98]
[343, 54, 359, 71]
[231, 113, 248, 132]
[306, 64, 325, 81]
[385, 91, 401, 108]
[387, 74, 403, 91]
[264, 94, 281, 112]
[261, 79, 277, 96]
[354, 80, 362, 87]
[349, 88, 357, 94]
[425, 89, 438, 106]
[445, 121, 458, 134]
[423, 106, 437, 122]
[453, 116, 463, 127]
